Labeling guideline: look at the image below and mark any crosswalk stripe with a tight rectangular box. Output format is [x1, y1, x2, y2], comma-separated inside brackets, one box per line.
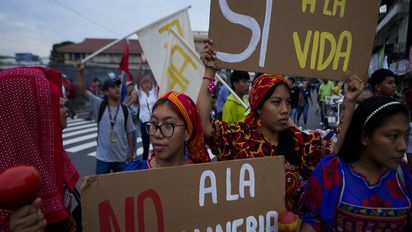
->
[67, 118, 84, 123]
[63, 127, 98, 138]
[63, 123, 97, 132]
[66, 121, 92, 127]
[66, 141, 97, 153]
[63, 133, 97, 146]
[87, 152, 96, 157]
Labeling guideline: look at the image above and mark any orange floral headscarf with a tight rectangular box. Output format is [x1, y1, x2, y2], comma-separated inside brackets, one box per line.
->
[244, 73, 289, 128]
[157, 91, 210, 163]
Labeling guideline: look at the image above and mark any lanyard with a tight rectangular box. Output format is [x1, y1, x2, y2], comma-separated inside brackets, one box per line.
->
[146, 98, 151, 115]
[107, 105, 120, 129]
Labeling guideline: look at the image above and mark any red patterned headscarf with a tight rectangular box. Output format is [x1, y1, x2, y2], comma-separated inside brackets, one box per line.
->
[156, 91, 210, 163]
[0, 67, 80, 229]
[244, 73, 289, 128]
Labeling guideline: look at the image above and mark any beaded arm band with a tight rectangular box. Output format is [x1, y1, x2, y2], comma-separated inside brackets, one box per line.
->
[202, 76, 215, 94]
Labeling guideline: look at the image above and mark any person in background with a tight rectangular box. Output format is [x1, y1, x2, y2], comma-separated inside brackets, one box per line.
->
[0, 67, 80, 231]
[301, 96, 411, 232]
[85, 78, 103, 120]
[318, 79, 334, 128]
[125, 91, 210, 170]
[333, 80, 341, 95]
[287, 77, 302, 124]
[137, 74, 158, 160]
[215, 79, 229, 120]
[77, 63, 135, 175]
[197, 39, 333, 213]
[123, 82, 140, 153]
[297, 81, 313, 126]
[222, 70, 250, 124]
[370, 68, 397, 97]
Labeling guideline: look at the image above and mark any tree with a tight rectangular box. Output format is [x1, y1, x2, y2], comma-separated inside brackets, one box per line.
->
[49, 41, 74, 63]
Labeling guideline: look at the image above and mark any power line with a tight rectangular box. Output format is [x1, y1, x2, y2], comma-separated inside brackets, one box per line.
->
[53, 0, 122, 36]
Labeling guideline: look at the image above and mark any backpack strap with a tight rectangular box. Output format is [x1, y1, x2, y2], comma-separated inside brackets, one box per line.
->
[97, 100, 129, 133]
[121, 104, 129, 132]
[97, 100, 107, 125]
[96, 100, 107, 142]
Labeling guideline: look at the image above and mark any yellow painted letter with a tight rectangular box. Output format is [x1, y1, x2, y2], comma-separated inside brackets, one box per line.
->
[159, 20, 184, 37]
[317, 32, 336, 71]
[333, 0, 346, 17]
[310, 31, 320, 69]
[166, 45, 198, 92]
[323, 0, 332, 16]
[302, 0, 316, 13]
[293, 31, 312, 69]
[333, 31, 352, 71]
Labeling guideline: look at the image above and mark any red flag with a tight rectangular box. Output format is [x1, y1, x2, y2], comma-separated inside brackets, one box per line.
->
[119, 40, 134, 83]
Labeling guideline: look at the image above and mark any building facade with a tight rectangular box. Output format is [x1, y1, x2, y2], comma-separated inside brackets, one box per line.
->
[370, 0, 411, 88]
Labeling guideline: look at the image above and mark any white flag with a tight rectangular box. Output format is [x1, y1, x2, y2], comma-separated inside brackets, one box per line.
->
[136, 7, 195, 88]
[160, 29, 204, 101]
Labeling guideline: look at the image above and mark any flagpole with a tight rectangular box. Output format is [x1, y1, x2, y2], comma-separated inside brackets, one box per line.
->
[80, 34, 133, 64]
[169, 29, 249, 110]
[80, 5, 192, 64]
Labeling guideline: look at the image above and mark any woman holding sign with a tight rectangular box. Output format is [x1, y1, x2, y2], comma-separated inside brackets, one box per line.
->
[301, 96, 412, 231]
[125, 91, 210, 170]
[197, 40, 334, 212]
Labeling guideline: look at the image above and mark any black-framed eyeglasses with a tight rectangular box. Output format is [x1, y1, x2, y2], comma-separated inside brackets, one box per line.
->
[145, 122, 185, 138]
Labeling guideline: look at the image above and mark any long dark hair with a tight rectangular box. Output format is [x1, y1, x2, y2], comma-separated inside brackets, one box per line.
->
[255, 82, 300, 164]
[338, 96, 409, 163]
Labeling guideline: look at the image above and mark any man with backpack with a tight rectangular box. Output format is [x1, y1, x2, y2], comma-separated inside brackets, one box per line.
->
[76, 63, 135, 174]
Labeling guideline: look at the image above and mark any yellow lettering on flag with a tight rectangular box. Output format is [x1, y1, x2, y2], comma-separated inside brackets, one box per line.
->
[160, 29, 204, 101]
[166, 45, 199, 92]
[159, 20, 184, 37]
[136, 7, 195, 91]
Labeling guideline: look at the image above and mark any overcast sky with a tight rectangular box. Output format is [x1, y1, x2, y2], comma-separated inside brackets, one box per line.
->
[0, 0, 211, 58]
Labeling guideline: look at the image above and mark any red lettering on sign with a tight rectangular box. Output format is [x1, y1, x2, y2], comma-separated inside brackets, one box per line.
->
[137, 189, 165, 232]
[99, 200, 121, 232]
[125, 197, 135, 232]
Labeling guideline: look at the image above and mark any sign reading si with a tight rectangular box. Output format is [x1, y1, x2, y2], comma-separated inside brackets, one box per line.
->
[209, 0, 381, 80]
[81, 157, 285, 231]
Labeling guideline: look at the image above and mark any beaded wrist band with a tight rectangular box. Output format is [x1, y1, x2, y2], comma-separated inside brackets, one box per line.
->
[203, 76, 215, 94]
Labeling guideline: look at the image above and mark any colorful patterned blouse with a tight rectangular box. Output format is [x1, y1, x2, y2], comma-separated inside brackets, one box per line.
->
[301, 155, 412, 231]
[207, 120, 333, 211]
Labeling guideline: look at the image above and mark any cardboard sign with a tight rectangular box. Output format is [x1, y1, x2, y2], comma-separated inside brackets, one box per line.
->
[209, 0, 381, 80]
[81, 157, 285, 231]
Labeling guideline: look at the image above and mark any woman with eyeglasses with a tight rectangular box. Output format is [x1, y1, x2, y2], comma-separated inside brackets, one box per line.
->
[125, 91, 210, 170]
[301, 96, 412, 231]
